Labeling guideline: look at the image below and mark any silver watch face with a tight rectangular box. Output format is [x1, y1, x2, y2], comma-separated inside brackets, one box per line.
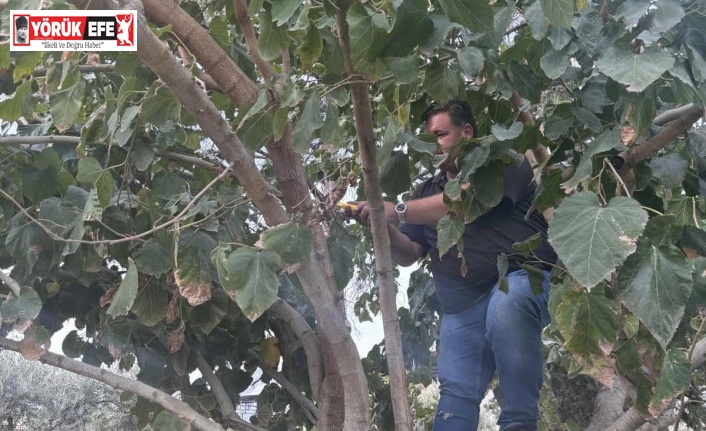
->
[395, 203, 407, 213]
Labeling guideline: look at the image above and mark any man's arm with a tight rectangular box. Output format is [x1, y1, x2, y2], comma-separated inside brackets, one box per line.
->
[349, 194, 449, 226]
[387, 224, 426, 266]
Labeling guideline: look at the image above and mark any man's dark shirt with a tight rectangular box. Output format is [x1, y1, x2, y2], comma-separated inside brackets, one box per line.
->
[399, 159, 557, 314]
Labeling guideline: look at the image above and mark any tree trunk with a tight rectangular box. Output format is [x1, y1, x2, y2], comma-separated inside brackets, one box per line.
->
[334, 2, 412, 430]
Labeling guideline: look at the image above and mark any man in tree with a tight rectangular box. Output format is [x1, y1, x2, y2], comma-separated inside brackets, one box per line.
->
[348, 99, 557, 431]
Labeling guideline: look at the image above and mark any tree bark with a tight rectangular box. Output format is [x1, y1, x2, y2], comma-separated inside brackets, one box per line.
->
[196, 352, 239, 422]
[334, 3, 412, 431]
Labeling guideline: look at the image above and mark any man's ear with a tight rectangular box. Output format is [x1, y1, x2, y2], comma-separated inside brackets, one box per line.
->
[462, 124, 474, 139]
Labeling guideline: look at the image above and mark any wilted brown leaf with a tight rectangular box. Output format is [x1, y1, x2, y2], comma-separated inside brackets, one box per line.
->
[166, 295, 179, 324]
[100, 284, 119, 308]
[169, 321, 185, 354]
[620, 125, 637, 147]
[174, 269, 211, 306]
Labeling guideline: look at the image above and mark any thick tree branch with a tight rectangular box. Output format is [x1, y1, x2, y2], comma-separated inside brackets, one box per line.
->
[334, 2, 411, 430]
[601, 336, 706, 431]
[249, 349, 319, 424]
[196, 352, 239, 422]
[270, 299, 324, 400]
[0, 271, 22, 296]
[620, 105, 704, 168]
[0, 336, 261, 431]
[142, 0, 259, 108]
[0, 135, 83, 146]
[653, 104, 697, 127]
[232, 0, 274, 81]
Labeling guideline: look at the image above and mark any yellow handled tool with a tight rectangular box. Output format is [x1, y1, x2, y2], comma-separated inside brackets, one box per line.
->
[336, 202, 357, 211]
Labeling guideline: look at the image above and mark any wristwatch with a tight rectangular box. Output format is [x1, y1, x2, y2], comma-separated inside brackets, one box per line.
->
[395, 202, 408, 224]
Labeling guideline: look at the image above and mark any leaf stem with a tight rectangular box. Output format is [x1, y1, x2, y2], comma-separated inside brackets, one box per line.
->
[604, 157, 631, 197]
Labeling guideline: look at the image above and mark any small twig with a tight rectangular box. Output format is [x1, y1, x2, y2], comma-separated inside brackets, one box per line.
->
[0, 270, 22, 296]
[604, 158, 631, 197]
[674, 313, 706, 431]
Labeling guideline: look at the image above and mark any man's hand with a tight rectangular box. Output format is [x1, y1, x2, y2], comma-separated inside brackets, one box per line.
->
[343, 201, 398, 226]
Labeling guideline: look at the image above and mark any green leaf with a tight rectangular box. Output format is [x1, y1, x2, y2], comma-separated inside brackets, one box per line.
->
[239, 110, 274, 151]
[0, 80, 32, 121]
[548, 193, 648, 289]
[596, 46, 675, 92]
[390, 56, 421, 84]
[62, 330, 86, 359]
[521, 264, 547, 295]
[457, 46, 484, 79]
[49, 79, 86, 132]
[299, 22, 323, 66]
[643, 215, 683, 247]
[650, 154, 688, 189]
[513, 232, 543, 255]
[134, 239, 173, 277]
[652, 0, 685, 33]
[491, 122, 523, 141]
[107, 258, 139, 318]
[397, 132, 436, 155]
[0, 286, 41, 323]
[192, 288, 229, 334]
[152, 411, 189, 431]
[423, 59, 461, 102]
[379, 0, 434, 58]
[215, 247, 281, 321]
[540, 0, 574, 29]
[327, 222, 359, 290]
[292, 90, 324, 153]
[540, 42, 577, 80]
[38, 197, 84, 256]
[437, 215, 465, 257]
[321, 103, 346, 147]
[649, 348, 690, 414]
[507, 61, 541, 103]
[379, 151, 411, 198]
[667, 196, 699, 227]
[571, 106, 602, 133]
[525, 0, 550, 39]
[614, 0, 651, 28]
[437, 0, 493, 35]
[261, 222, 313, 266]
[497, 253, 510, 293]
[13, 52, 43, 83]
[140, 85, 183, 125]
[6, 212, 52, 270]
[272, 0, 300, 25]
[347, 3, 387, 67]
[687, 125, 706, 172]
[618, 242, 692, 349]
[76, 158, 113, 207]
[175, 246, 212, 306]
[258, 11, 289, 61]
[555, 289, 620, 355]
[562, 128, 622, 191]
[131, 282, 168, 327]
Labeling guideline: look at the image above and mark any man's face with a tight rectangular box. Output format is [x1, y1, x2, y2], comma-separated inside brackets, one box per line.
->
[424, 111, 473, 154]
[17, 26, 27, 40]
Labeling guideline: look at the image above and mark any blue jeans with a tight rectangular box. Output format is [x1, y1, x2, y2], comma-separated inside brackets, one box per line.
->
[434, 269, 551, 431]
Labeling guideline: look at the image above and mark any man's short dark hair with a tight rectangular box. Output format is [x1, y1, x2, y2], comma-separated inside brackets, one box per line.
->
[422, 99, 478, 135]
[15, 16, 28, 29]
